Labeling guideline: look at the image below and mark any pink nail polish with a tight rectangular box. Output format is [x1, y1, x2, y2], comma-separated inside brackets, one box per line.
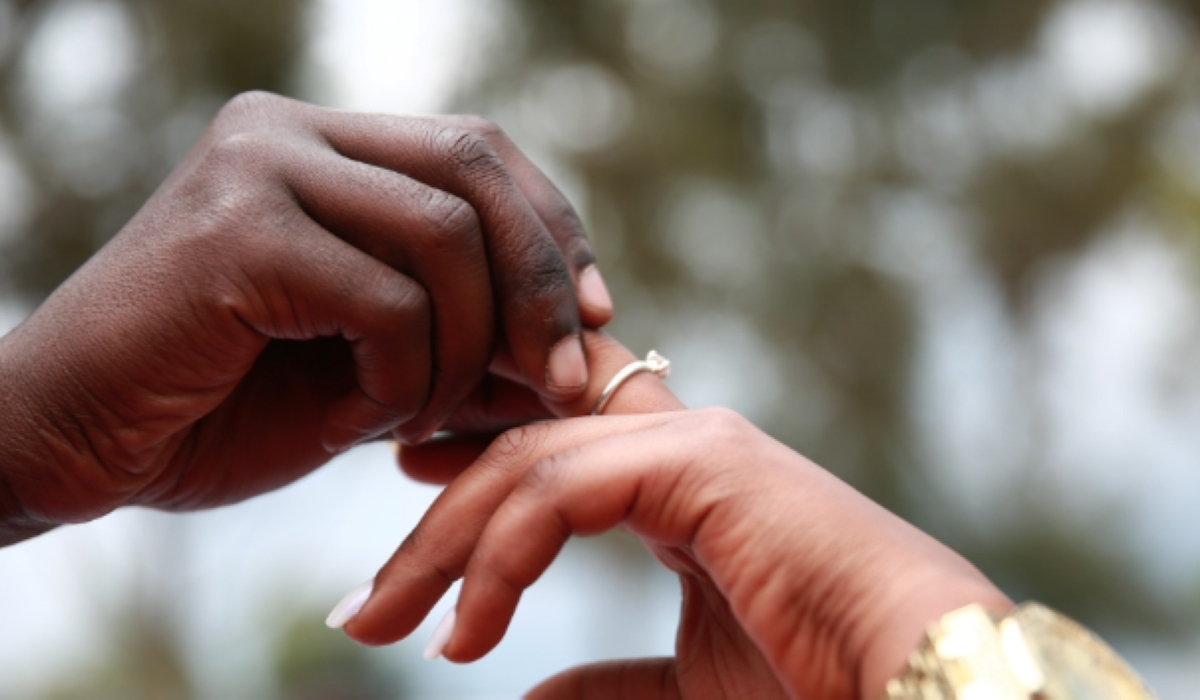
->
[578, 265, 613, 314]
[424, 607, 457, 660]
[326, 581, 374, 629]
[547, 336, 587, 390]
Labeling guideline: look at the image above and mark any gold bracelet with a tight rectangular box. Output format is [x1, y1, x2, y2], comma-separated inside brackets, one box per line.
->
[883, 602, 1156, 699]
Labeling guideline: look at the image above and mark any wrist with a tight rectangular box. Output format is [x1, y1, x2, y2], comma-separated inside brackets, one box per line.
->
[0, 331, 57, 544]
[0, 322, 128, 542]
[854, 559, 1010, 700]
[716, 458, 1008, 700]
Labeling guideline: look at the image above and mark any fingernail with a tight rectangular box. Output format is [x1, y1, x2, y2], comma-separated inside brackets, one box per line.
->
[400, 425, 438, 447]
[320, 427, 363, 456]
[424, 607, 457, 660]
[547, 336, 587, 391]
[578, 265, 612, 314]
[326, 580, 374, 629]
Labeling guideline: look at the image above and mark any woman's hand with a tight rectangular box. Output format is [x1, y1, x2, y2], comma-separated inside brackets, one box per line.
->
[0, 92, 612, 543]
[337, 335, 1009, 699]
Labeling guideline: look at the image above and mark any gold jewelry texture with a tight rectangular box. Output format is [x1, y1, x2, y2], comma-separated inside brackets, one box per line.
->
[883, 602, 1156, 699]
[591, 350, 671, 416]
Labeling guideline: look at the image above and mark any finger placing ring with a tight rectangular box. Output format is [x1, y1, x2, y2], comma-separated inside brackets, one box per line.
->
[591, 350, 671, 416]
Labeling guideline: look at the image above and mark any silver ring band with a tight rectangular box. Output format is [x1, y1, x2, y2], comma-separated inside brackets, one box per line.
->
[591, 350, 671, 416]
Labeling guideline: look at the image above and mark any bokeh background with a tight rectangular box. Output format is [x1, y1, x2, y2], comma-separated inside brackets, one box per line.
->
[2, 0, 1200, 696]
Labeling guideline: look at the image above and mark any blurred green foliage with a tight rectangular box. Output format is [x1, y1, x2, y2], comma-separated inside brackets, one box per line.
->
[0, 0, 307, 301]
[3, 0, 1200, 695]
[461, 0, 1200, 637]
[272, 612, 406, 700]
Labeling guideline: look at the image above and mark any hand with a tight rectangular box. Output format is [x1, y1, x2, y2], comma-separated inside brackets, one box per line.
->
[338, 335, 1009, 700]
[0, 92, 612, 543]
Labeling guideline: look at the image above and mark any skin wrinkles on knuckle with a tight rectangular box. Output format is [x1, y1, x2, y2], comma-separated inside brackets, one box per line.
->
[473, 536, 541, 596]
[443, 114, 594, 269]
[514, 455, 592, 546]
[370, 273, 430, 330]
[637, 414, 746, 525]
[460, 117, 595, 263]
[552, 207, 596, 270]
[437, 127, 507, 182]
[692, 406, 756, 445]
[211, 91, 309, 138]
[167, 173, 292, 268]
[205, 129, 287, 176]
[449, 114, 504, 142]
[216, 90, 280, 122]
[390, 526, 459, 585]
[504, 237, 574, 315]
[215, 247, 326, 344]
[521, 452, 572, 496]
[350, 288, 432, 410]
[479, 424, 547, 471]
[639, 459, 729, 558]
[421, 189, 483, 250]
[419, 554, 460, 589]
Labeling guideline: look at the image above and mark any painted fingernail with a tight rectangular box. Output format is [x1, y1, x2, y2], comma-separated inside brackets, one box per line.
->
[326, 580, 374, 629]
[547, 336, 587, 391]
[578, 265, 613, 315]
[424, 607, 457, 660]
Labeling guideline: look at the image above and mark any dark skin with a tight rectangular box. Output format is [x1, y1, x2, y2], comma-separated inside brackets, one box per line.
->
[0, 92, 613, 545]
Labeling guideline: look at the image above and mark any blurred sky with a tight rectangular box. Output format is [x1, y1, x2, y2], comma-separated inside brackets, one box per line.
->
[5, 0, 1200, 698]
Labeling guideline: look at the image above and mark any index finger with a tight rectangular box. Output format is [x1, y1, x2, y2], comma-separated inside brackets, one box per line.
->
[437, 115, 613, 327]
[341, 412, 677, 646]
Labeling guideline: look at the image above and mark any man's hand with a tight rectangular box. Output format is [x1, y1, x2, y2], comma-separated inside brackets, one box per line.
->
[0, 92, 612, 541]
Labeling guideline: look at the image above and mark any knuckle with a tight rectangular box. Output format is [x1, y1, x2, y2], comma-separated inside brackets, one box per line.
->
[484, 424, 548, 467]
[437, 126, 505, 177]
[545, 196, 586, 233]
[376, 276, 431, 327]
[423, 191, 482, 242]
[512, 237, 573, 306]
[214, 90, 281, 127]
[207, 130, 281, 171]
[397, 529, 461, 583]
[522, 452, 571, 495]
[196, 184, 290, 250]
[452, 114, 504, 142]
[549, 204, 595, 266]
[166, 180, 292, 273]
[693, 407, 756, 448]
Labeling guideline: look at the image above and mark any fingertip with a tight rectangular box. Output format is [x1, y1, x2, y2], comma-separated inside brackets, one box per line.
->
[394, 421, 441, 448]
[545, 335, 588, 397]
[396, 434, 493, 485]
[577, 264, 614, 327]
[320, 388, 420, 455]
[326, 580, 374, 630]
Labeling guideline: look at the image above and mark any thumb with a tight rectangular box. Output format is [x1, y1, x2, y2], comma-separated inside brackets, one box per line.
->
[526, 658, 681, 700]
